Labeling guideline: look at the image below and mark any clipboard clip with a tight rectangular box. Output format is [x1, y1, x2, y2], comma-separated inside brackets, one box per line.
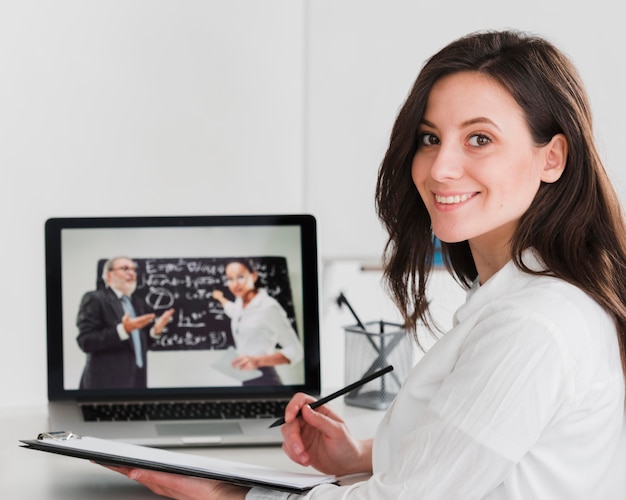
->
[37, 431, 81, 441]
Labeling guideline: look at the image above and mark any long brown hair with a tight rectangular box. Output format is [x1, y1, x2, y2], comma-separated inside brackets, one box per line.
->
[375, 30, 626, 378]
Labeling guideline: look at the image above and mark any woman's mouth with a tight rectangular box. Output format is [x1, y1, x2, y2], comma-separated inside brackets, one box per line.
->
[434, 193, 475, 205]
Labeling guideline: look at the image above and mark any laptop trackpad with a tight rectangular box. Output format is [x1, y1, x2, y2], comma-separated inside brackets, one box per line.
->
[155, 422, 242, 436]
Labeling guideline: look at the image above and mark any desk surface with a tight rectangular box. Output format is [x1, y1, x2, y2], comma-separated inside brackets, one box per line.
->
[1, 402, 383, 499]
[4, 403, 626, 498]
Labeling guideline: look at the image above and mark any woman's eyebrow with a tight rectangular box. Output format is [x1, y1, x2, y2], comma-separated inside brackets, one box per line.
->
[420, 116, 501, 131]
[462, 116, 501, 130]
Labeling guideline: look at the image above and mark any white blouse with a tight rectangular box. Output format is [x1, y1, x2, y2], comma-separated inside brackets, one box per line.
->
[223, 288, 303, 365]
[247, 251, 625, 499]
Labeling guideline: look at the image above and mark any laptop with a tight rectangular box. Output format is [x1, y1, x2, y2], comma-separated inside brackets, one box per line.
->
[45, 214, 321, 447]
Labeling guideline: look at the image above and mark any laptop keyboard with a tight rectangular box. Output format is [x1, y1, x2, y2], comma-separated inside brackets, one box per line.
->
[80, 400, 289, 422]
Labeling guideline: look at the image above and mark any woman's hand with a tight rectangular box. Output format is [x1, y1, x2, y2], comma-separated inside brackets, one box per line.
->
[212, 289, 227, 305]
[231, 355, 260, 370]
[232, 352, 290, 370]
[280, 393, 373, 477]
[103, 465, 249, 499]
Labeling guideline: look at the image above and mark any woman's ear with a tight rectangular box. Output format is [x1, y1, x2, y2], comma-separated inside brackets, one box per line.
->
[541, 133, 568, 184]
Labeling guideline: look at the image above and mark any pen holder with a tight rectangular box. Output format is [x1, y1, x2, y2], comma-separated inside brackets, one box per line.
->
[344, 321, 413, 410]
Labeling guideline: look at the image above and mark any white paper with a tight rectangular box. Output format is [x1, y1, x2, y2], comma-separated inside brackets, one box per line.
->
[35, 436, 335, 489]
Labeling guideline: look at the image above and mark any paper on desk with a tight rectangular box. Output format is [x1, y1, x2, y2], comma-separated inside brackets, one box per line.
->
[20, 435, 336, 493]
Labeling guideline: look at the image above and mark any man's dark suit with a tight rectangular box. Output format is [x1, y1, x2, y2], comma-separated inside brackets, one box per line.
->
[76, 287, 151, 389]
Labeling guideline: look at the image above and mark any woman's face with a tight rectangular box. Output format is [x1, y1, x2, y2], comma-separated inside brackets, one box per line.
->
[411, 71, 564, 255]
[224, 262, 257, 298]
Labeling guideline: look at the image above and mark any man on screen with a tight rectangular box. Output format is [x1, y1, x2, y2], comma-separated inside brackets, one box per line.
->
[76, 256, 175, 389]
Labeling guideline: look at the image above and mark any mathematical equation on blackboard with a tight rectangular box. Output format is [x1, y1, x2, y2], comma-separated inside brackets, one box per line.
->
[96, 256, 296, 351]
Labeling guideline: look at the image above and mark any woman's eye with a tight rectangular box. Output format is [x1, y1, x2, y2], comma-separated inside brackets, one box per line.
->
[419, 133, 439, 146]
[468, 134, 491, 146]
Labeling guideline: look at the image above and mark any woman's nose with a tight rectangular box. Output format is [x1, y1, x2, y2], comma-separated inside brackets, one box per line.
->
[429, 144, 464, 181]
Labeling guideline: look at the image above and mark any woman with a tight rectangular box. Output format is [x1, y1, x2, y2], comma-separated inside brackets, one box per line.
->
[211, 259, 303, 386]
[107, 30, 626, 498]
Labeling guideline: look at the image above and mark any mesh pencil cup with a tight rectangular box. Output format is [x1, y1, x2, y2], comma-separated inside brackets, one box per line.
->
[344, 321, 413, 410]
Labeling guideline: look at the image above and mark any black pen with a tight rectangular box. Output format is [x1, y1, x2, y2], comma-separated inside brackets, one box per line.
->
[269, 365, 394, 428]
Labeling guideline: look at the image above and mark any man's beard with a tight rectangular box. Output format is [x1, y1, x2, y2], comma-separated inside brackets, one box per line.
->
[115, 279, 137, 296]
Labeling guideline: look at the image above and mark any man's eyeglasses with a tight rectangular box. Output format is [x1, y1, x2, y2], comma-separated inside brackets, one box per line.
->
[111, 265, 138, 273]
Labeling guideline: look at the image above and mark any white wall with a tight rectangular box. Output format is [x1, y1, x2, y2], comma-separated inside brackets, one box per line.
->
[0, 0, 307, 406]
[1, 0, 625, 407]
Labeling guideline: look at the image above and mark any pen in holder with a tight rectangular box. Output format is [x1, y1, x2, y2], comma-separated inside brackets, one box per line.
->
[343, 320, 412, 410]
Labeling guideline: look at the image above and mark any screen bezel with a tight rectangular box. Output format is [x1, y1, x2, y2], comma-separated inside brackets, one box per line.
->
[45, 214, 320, 401]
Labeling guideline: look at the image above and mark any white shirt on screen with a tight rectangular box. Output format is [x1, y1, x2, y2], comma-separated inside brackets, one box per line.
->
[223, 288, 303, 365]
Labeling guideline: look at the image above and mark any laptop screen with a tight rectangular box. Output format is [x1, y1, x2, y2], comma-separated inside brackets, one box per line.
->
[45, 214, 320, 401]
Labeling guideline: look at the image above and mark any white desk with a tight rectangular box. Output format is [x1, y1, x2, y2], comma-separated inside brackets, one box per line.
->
[4, 403, 625, 498]
[0, 402, 384, 499]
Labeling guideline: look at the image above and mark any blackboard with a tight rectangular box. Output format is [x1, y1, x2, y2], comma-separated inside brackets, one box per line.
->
[96, 256, 298, 351]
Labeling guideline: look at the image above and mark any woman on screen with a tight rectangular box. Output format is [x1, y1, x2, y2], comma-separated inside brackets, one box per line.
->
[212, 259, 303, 386]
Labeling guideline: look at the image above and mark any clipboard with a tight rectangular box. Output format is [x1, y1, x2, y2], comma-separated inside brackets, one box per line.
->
[20, 431, 337, 494]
